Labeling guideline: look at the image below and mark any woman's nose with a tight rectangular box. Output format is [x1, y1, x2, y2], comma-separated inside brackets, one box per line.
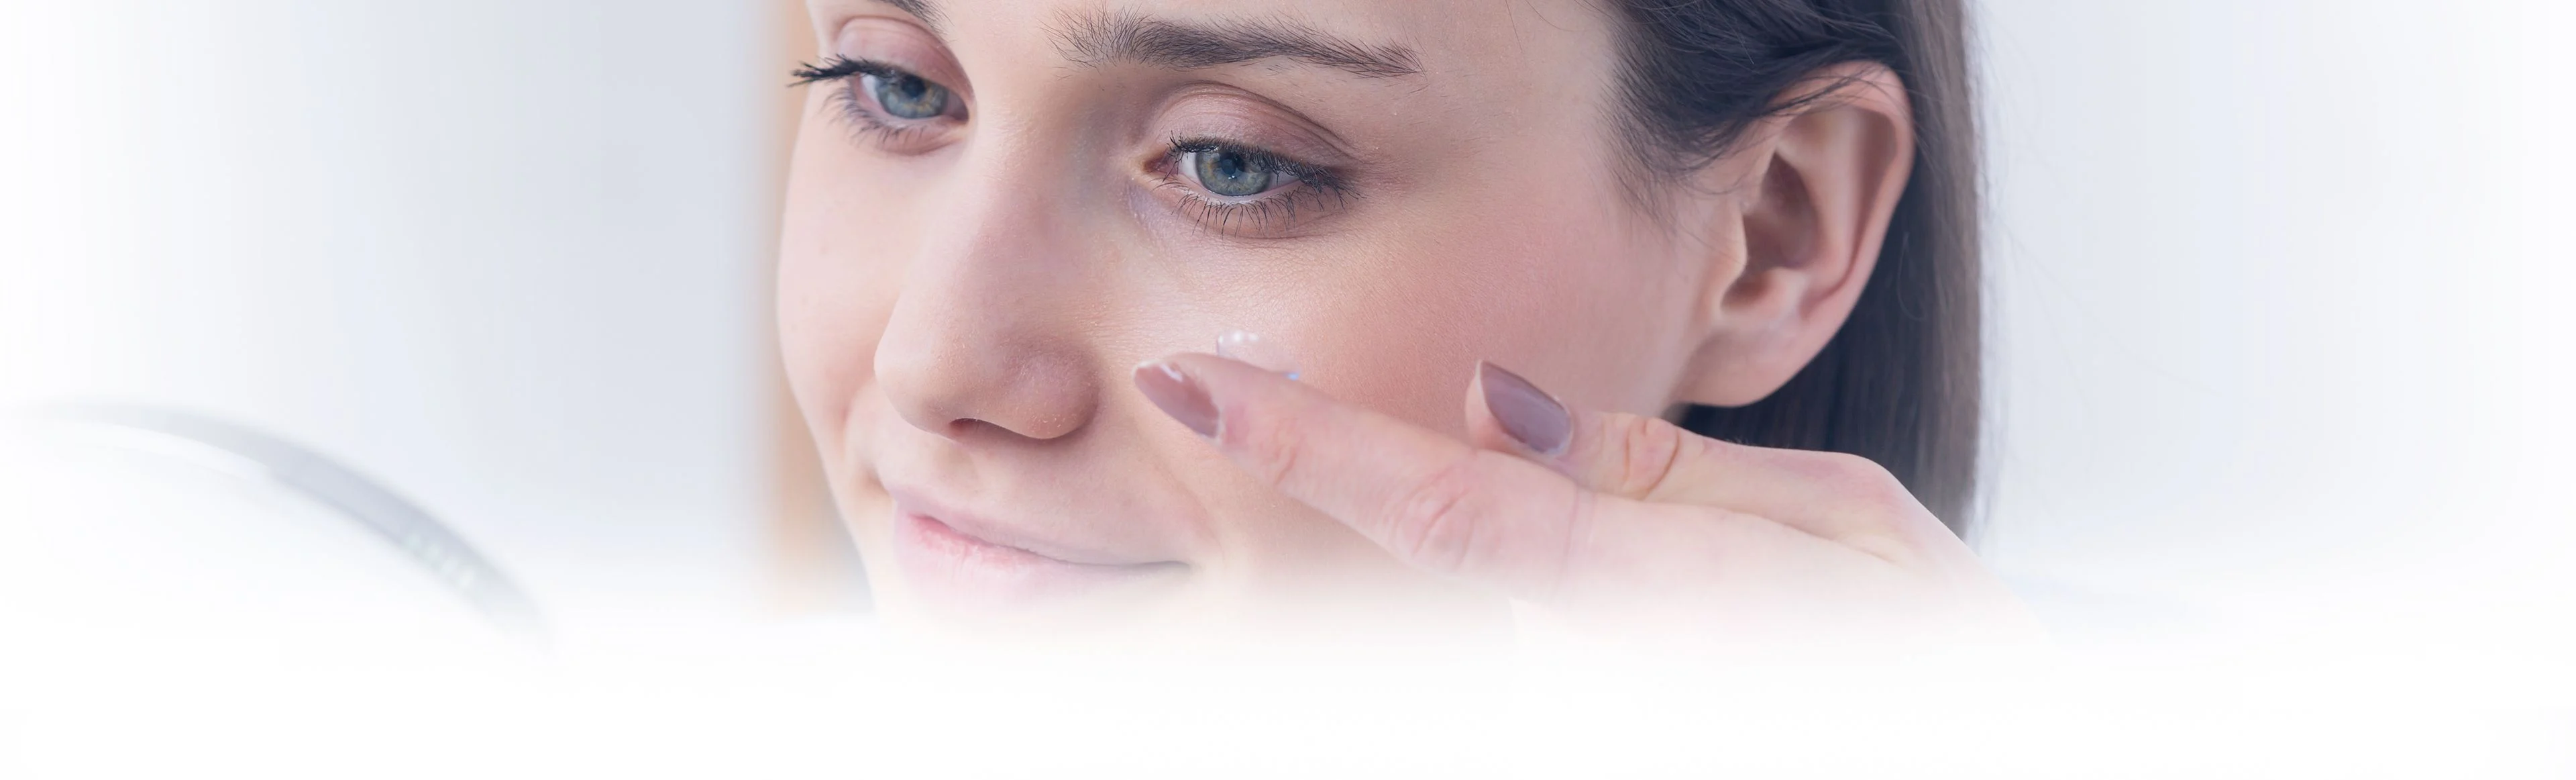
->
[872, 167, 1102, 444]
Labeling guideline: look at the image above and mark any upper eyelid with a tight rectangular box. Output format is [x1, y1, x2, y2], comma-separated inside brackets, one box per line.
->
[790, 56, 885, 85]
[793, 56, 950, 95]
[814, 14, 973, 92]
[1150, 84, 1362, 160]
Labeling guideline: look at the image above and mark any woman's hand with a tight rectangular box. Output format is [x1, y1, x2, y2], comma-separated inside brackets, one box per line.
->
[1135, 354, 2042, 648]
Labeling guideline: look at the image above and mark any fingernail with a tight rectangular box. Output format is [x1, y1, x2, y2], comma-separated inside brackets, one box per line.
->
[1479, 361, 1569, 456]
[1134, 360, 1220, 439]
[1216, 330, 1301, 381]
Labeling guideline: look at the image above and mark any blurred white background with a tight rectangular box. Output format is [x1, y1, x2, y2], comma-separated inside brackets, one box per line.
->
[1979, 0, 2575, 666]
[0, 0, 781, 641]
[1, 0, 2570, 666]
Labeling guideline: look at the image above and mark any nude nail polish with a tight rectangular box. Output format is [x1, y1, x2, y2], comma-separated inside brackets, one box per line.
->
[1479, 361, 1569, 456]
[1134, 360, 1220, 438]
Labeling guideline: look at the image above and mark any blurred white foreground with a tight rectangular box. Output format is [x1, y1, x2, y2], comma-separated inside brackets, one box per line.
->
[2, 411, 2569, 777]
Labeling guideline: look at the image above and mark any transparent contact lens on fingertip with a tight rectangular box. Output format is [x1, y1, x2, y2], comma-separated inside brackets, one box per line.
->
[1216, 330, 1301, 381]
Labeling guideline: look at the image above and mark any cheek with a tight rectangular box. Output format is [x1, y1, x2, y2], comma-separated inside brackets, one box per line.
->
[1290, 175, 1698, 432]
[776, 132, 910, 463]
[1474, 213, 1701, 412]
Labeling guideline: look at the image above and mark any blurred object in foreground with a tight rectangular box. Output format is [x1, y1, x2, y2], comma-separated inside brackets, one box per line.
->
[0, 406, 539, 668]
[0, 0, 784, 628]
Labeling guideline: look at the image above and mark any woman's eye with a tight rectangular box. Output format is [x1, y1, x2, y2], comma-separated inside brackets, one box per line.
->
[863, 71, 951, 119]
[1184, 149, 1293, 197]
[1152, 138, 1349, 236]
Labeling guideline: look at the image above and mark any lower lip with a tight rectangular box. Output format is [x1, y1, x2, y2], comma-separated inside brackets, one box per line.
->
[888, 510, 1179, 607]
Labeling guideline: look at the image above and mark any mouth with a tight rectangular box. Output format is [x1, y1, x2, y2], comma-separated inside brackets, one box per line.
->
[885, 489, 1188, 607]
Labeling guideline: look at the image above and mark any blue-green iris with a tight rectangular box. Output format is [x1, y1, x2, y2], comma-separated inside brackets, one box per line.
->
[866, 72, 949, 119]
[1191, 149, 1273, 197]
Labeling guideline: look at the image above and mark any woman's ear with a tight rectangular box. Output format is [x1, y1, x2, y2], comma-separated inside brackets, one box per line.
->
[1674, 62, 1915, 407]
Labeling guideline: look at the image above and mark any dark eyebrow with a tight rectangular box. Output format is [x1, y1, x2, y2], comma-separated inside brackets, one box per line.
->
[1048, 9, 1422, 79]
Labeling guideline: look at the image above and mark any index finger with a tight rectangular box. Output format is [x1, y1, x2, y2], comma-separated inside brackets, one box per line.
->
[1134, 353, 1593, 599]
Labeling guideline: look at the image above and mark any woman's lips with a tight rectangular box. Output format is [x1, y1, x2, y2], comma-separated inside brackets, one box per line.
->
[886, 497, 1185, 607]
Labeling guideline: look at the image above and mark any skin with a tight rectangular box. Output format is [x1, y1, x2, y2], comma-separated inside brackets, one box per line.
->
[780, 0, 2029, 644]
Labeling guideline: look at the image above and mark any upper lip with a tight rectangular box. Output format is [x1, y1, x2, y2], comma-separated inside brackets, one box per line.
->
[884, 484, 1176, 567]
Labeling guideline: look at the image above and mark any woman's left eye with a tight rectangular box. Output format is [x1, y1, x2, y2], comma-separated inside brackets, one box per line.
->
[1183, 148, 1293, 197]
[1156, 138, 1348, 236]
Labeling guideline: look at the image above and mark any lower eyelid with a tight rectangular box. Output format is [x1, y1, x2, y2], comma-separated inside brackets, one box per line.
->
[1153, 175, 1349, 237]
[826, 85, 897, 134]
[824, 79, 959, 150]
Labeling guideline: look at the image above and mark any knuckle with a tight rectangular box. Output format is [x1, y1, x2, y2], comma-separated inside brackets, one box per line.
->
[1808, 451, 1905, 501]
[1854, 470, 1921, 516]
[1606, 413, 1690, 497]
[1381, 454, 1493, 575]
[1228, 403, 1309, 489]
[1798, 450, 1942, 552]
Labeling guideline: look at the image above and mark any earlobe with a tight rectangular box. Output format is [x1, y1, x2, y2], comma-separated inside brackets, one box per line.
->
[1674, 63, 1916, 407]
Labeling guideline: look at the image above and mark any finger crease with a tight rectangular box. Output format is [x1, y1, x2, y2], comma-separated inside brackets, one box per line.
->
[1638, 429, 1687, 499]
[1540, 488, 1593, 603]
[1389, 454, 1481, 574]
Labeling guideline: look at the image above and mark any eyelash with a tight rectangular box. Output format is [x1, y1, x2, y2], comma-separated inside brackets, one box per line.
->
[789, 58, 1354, 236]
[791, 55, 955, 148]
[1157, 137, 1350, 236]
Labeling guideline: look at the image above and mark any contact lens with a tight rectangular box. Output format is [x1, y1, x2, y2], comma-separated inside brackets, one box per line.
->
[1216, 330, 1301, 381]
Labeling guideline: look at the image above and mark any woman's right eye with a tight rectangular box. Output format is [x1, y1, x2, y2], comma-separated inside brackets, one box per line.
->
[862, 71, 950, 119]
[792, 56, 966, 149]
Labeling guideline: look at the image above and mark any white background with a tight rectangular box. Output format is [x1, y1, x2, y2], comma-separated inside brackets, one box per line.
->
[1979, 0, 2575, 661]
[0, 0, 779, 635]
[3, 0, 2571, 662]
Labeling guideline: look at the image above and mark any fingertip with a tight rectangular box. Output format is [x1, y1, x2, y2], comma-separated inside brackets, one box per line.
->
[1475, 360, 1572, 458]
[1146, 350, 1258, 383]
[1137, 351, 1314, 443]
[1132, 357, 1220, 439]
[1462, 361, 1520, 455]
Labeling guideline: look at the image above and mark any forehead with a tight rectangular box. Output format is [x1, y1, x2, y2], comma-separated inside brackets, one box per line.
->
[821, 0, 1621, 83]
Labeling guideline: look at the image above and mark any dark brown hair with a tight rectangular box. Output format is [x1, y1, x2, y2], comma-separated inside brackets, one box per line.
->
[1609, 0, 1982, 534]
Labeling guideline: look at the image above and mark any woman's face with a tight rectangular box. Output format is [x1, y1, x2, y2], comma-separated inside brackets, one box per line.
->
[781, 0, 1750, 636]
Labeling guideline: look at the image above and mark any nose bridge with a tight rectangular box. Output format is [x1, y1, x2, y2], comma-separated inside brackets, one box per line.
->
[873, 135, 1104, 442]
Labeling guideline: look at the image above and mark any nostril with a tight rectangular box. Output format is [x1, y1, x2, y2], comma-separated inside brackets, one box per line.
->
[942, 407, 1088, 443]
[944, 417, 1010, 439]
